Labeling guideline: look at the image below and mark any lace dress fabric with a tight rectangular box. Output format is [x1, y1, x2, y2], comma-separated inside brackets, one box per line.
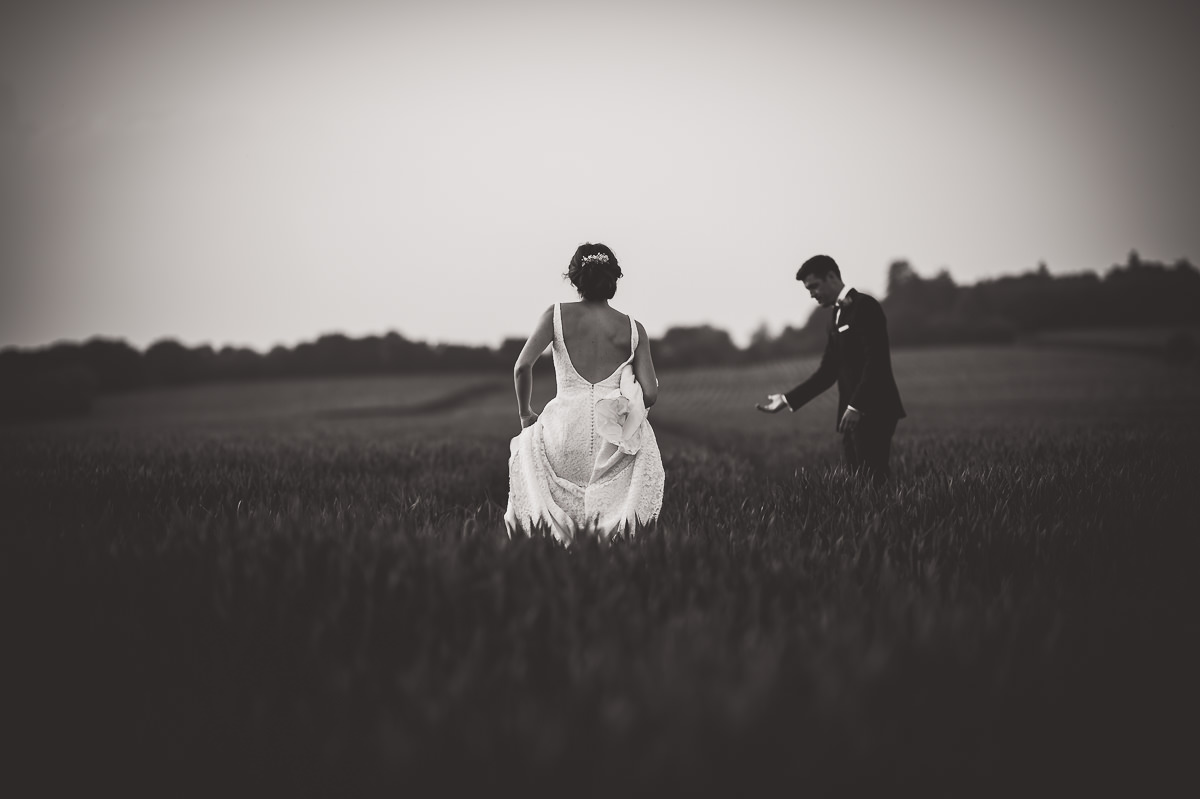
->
[505, 303, 664, 543]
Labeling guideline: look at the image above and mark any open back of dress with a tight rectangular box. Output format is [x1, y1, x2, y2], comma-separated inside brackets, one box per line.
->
[505, 303, 664, 543]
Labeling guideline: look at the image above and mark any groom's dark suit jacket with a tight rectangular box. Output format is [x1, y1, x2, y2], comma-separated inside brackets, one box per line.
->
[784, 289, 905, 428]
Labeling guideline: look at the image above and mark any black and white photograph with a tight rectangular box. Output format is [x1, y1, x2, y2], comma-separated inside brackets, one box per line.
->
[2, 0, 1198, 795]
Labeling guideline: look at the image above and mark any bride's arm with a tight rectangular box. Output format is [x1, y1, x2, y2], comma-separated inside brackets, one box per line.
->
[632, 321, 658, 408]
[513, 306, 555, 426]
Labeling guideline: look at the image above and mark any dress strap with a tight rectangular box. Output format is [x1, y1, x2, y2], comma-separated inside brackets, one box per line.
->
[628, 314, 638, 355]
[553, 302, 563, 345]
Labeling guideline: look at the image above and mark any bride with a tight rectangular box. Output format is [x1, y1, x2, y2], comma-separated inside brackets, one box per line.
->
[505, 243, 665, 543]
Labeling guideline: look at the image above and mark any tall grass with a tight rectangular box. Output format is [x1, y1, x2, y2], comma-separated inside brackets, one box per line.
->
[2, 419, 1196, 796]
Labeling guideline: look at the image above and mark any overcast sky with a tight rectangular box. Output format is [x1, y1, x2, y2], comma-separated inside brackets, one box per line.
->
[2, 0, 1197, 351]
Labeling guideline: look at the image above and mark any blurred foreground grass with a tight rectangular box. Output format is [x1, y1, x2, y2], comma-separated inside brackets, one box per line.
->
[2, 347, 1199, 796]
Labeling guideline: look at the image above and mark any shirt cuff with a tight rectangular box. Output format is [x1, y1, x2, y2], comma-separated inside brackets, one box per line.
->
[846, 404, 861, 414]
[782, 395, 794, 412]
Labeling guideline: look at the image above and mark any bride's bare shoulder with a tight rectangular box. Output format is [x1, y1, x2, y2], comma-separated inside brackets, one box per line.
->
[609, 306, 643, 329]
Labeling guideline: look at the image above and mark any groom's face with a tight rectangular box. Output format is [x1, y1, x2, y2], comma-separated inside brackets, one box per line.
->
[802, 274, 839, 307]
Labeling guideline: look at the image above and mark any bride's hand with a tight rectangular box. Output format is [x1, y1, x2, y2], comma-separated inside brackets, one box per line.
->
[520, 412, 539, 428]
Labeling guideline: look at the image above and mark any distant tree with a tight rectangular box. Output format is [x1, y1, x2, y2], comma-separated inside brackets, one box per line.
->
[745, 320, 783, 360]
[212, 346, 264, 381]
[1103, 254, 1200, 326]
[81, 338, 144, 391]
[749, 321, 772, 348]
[653, 326, 740, 368]
[766, 324, 827, 357]
[310, 334, 358, 374]
[882, 261, 962, 345]
[144, 339, 207, 385]
[384, 332, 438, 372]
[433, 343, 495, 371]
[496, 337, 526, 368]
[264, 345, 293, 377]
[887, 260, 918, 295]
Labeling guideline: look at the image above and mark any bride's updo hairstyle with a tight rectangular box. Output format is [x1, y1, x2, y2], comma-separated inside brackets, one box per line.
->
[565, 242, 623, 301]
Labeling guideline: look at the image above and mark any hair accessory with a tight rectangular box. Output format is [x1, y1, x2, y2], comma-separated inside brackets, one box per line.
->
[581, 253, 610, 266]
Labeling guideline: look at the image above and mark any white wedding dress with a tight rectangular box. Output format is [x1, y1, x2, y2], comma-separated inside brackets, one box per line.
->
[505, 303, 664, 543]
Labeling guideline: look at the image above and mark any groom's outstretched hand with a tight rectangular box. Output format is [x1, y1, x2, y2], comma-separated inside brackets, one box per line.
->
[756, 394, 789, 413]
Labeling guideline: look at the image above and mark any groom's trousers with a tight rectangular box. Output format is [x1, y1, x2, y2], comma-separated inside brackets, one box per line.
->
[842, 414, 899, 484]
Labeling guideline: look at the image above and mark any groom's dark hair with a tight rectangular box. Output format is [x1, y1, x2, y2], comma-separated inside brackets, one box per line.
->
[797, 254, 841, 282]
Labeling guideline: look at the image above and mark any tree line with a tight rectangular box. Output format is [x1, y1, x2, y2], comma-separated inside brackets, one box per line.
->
[2, 252, 1198, 418]
[740, 251, 1200, 360]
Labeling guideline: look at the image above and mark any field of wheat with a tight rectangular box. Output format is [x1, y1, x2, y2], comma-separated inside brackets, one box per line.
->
[3, 346, 1198, 796]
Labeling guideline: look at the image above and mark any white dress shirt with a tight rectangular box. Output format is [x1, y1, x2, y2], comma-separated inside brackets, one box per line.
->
[834, 284, 854, 327]
[783, 285, 860, 414]
[836, 286, 859, 414]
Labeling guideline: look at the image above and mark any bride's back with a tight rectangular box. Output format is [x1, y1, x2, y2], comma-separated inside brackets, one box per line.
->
[559, 302, 632, 384]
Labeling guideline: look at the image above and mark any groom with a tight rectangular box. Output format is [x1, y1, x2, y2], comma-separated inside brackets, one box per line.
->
[757, 254, 905, 482]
